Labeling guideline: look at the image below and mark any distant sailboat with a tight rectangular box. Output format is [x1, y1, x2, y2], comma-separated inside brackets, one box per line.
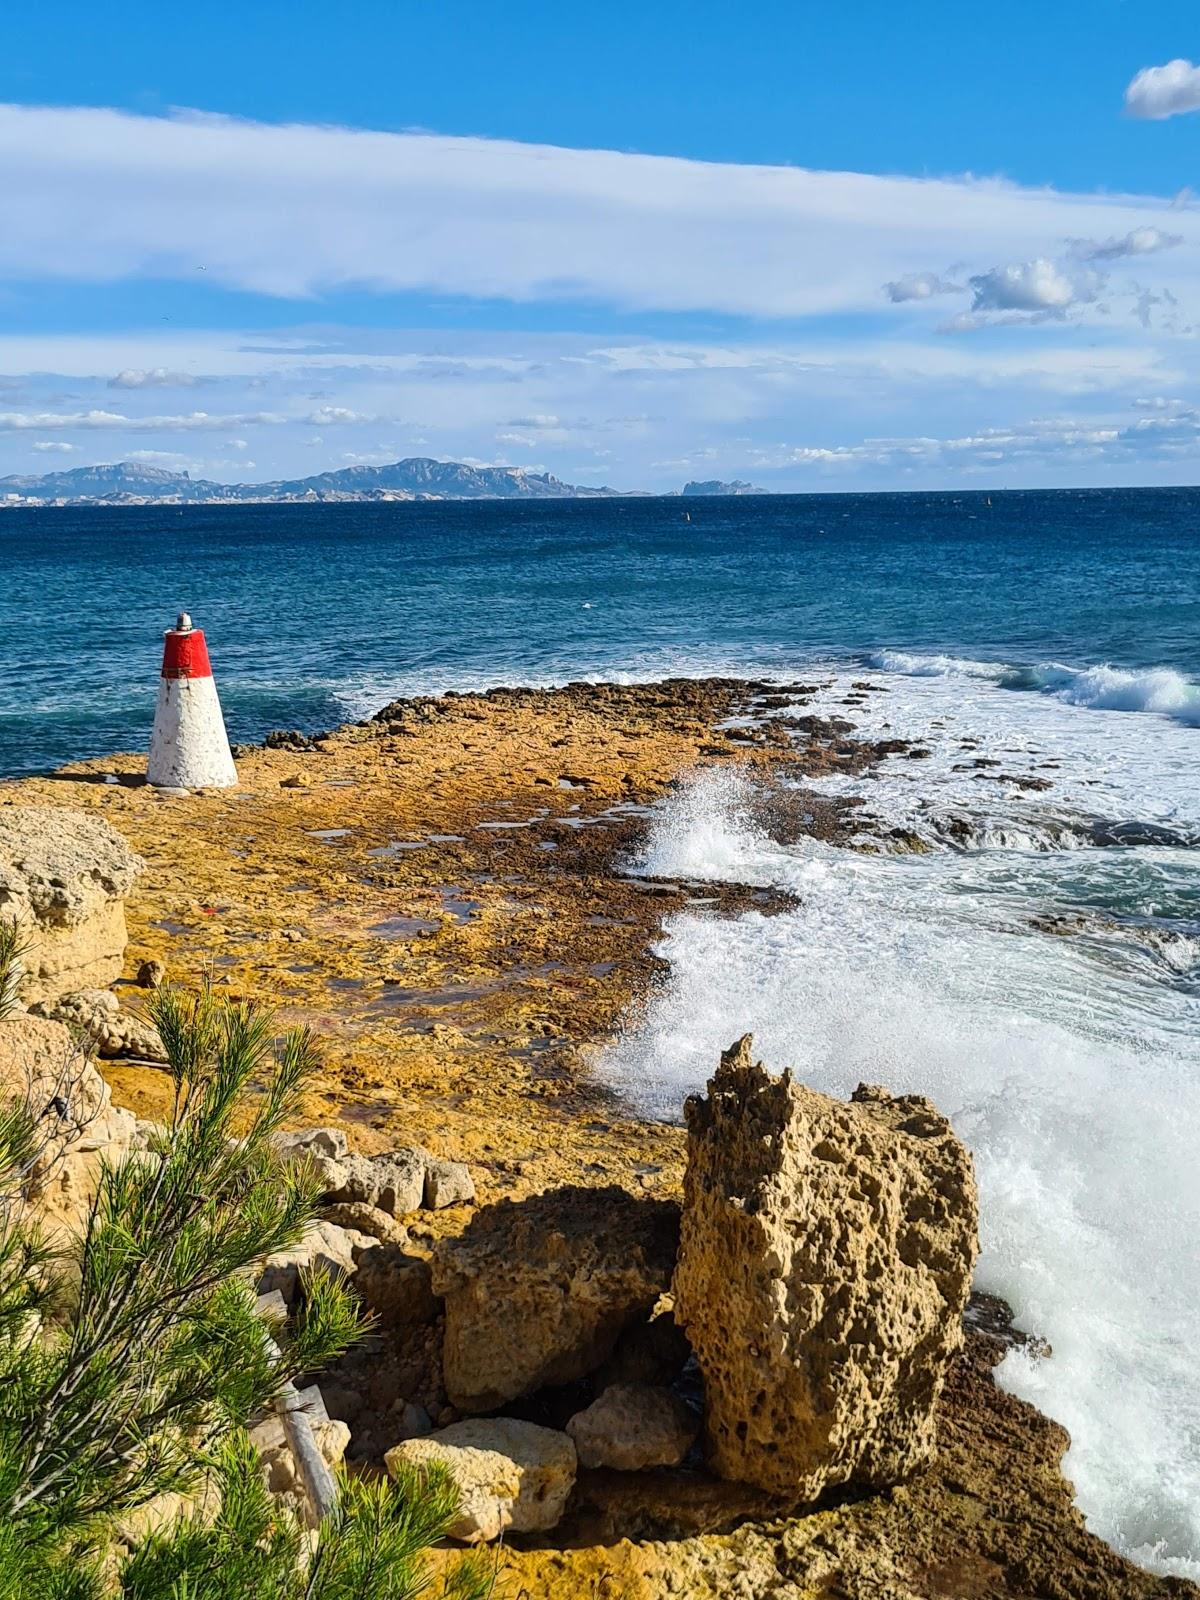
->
[684, 511, 691, 522]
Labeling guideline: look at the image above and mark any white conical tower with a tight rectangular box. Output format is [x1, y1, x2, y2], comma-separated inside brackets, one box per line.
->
[147, 612, 238, 790]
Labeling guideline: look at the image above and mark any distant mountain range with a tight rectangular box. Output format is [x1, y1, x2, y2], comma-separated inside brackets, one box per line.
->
[0, 457, 781, 508]
[0, 457, 636, 506]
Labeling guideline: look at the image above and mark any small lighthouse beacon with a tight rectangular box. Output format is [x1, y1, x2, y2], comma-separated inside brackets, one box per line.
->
[147, 613, 238, 790]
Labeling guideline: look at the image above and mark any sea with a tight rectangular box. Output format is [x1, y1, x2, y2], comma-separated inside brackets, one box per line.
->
[2, 489, 1198, 1575]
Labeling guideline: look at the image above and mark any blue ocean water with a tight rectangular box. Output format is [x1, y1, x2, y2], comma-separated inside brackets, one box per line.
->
[3, 488, 1200, 1575]
[1, 487, 1198, 775]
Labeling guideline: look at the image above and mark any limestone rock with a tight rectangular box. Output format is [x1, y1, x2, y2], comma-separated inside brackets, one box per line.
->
[317, 1149, 427, 1215]
[31, 987, 165, 1062]
[320, 1200, 409, 1246]
[353, 1243, 438, 1330]
[673, 1037, 978, 1499]
[567, 1384, 699, 1471]
[385, 1418, 576, 1543]
[0, 1013, 136, 1235]
[257, 1219, 375, 1309]
[423, 1154, 475, 1209]
[275, 1126, 349, 1162]
[0, 807, 143, 1006]
[433, 1185, 680, 1412]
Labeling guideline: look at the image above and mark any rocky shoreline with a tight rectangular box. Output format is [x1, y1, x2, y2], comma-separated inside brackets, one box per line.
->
[2, 677, 1194, 1599]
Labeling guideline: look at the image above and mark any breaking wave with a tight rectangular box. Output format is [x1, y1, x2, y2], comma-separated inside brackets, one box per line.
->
[868, 650, 1200, 727]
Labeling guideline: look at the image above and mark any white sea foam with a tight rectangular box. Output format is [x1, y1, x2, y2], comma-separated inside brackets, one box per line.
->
[601, 734, 1200, 1577]
[869, 649, 1200, 727]
[800, 662, 1200, 849]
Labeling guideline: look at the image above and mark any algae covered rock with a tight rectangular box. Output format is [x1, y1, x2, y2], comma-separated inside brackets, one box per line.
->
[0, 806, 143, 1006]
[673, 1036, 977, 1499]
[385, 1418, 576, 1543]
[433, 1185, 680, 1412]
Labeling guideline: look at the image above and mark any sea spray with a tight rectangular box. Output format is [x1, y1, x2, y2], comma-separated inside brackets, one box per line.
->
[601, 764, 1200, 1579]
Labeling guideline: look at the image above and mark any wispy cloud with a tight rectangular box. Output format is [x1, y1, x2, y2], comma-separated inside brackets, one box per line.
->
[1125, 60, 1200, 121]
[1069, 227, 1182, 262]
[883, 271, 962, 303]
[0, 408, 284, 432]
[0, 102, 1196, 324]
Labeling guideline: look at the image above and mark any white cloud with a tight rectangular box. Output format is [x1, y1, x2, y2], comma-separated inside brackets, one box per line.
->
[0, 408, 284, 432]
[1125, 59, 1200, 121]
[0, 102, 1197, 323]
[108, 367, 199, 388]
[1070, 227, 1182, 261]
[31, 439, 75, 452]
[884, 272, 961, 303]
[304, 405, 372, 425]
[751, 404, 1200, 474]
[969, 258, 1083, 314]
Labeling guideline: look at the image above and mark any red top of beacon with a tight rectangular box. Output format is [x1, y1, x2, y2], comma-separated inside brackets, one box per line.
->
[160, 612, 213, 680]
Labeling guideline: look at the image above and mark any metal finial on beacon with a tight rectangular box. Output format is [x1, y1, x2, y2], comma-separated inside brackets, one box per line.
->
[146, 611, 238, 792]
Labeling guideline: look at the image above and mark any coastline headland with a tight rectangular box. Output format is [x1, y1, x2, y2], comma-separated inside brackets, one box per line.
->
[1, 677, 1191, 1599]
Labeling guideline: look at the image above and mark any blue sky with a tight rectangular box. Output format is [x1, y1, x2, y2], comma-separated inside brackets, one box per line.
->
[2, 1, 1199, 490]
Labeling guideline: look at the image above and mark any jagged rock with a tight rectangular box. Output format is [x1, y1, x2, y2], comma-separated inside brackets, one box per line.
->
[0, 1013, 136, 1235]
[673, 1037, 977, 1499]
[275, 1126, 349, 1162]
[257, 1219, 375, 1308]
[567, 1384, 699, 1471]
[352, 1243, 438, 1330]
[433, 1185, 680, 1412]
[423, 1154, 475, 1209]
[385, 1418, 576, 1543]
[31, 987, 165, 1061]
[320, 1200, 409, 1246]
[0, 806, 143, 1006]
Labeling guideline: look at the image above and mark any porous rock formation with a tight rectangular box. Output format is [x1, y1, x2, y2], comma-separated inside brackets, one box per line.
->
[0, 806, 143, 1006]
[0, 1013, 136, 1235]
[673, 1036, 977, 1499]
[433, 1185, 680, 1413]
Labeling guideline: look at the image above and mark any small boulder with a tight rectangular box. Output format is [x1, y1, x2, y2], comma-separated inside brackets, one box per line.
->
[567, 1384, 699, 1471]
[322, 1149, 426, 1216]
[32, 988, 165, 1062]
[433, 1185, 679, 1413]
[673, 1037, 978, 1499]
[423, 1155, 475, 1209]
[320, 1200, 408, 1247]
[257, 1220, 375, 1309]
[385, 1418, 576, 1543]
[275, 1127, 349, 1162]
